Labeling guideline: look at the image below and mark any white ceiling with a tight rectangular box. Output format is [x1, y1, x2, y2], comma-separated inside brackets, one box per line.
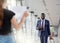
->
[24, 0, 60, 26]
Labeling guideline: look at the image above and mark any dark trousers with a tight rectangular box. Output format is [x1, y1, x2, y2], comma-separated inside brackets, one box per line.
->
[40, 31, 48, 43]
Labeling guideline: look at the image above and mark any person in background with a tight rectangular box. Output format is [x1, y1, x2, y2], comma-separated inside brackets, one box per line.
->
[50, 27, 54, 40]
[0, 0, 29, 43]
[36, 13, 51, 43]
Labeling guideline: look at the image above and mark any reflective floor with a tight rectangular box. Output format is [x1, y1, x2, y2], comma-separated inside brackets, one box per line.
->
[13, 28, 60, 43]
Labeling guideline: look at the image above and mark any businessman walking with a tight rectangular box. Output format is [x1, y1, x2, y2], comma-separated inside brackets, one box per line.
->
[36, 13, 51, 43]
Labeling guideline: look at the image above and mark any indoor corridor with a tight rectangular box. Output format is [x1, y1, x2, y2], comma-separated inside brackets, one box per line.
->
[4, 0, 60, 43]
[12, 12, 60, 43]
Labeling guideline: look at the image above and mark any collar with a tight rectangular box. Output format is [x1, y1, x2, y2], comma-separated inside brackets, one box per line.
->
[41, 19, 45, 21]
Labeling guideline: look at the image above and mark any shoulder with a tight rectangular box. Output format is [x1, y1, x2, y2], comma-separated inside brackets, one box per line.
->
[45, 19, 49, 22]
[37, 19, 41, 22]
[45, 19, 50, 23]
[4, 9, 15, 20]
[4, 9, 15, 16]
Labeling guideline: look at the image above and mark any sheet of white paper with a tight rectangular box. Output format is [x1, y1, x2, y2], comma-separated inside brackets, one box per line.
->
[8, 6, 27, 21]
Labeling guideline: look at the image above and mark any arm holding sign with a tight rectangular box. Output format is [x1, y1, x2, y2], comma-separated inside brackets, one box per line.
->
[11, 11, 29, 30]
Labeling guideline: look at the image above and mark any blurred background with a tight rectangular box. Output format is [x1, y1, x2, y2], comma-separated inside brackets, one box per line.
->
[5, 0, 60, 43]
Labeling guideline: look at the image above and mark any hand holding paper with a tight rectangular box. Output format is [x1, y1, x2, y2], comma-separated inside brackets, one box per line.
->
[36, 26, 42, 30]
[23, 11, 29, 17]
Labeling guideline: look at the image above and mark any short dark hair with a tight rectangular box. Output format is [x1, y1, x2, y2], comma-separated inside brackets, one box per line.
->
[41, 13, 45, 16]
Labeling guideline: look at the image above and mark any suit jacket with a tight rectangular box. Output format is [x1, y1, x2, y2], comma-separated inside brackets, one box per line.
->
[36, 19, 50, 37]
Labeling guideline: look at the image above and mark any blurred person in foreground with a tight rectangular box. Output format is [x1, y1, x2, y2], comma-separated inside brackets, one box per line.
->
[0, 0, 29, 43]
[36, 13, 51, 43]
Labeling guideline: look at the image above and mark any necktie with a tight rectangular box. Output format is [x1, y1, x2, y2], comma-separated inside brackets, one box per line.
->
[42, 21, 44, 31]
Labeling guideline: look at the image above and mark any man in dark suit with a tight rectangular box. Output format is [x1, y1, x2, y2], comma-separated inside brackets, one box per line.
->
[36, 13, 51, 43]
